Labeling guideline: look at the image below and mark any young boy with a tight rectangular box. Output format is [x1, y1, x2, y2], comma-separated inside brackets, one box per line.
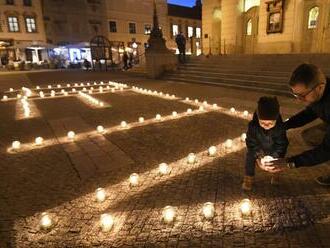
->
[242, 96, 289, 191]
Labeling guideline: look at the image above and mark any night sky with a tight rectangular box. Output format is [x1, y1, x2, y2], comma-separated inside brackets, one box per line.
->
[168, 0, 196, 7]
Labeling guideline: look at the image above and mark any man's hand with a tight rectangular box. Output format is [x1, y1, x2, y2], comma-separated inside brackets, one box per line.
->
[256, 158, 285, 173]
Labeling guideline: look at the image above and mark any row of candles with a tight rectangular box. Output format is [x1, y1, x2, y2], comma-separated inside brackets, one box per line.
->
[39, 142, 252, 232]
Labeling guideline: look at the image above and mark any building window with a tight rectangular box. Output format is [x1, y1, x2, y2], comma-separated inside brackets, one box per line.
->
[25, 17, 36, 32]
[144, 24, 151, 35]
[172, 24, 178, 36]
[308, 6, 319, 29]
[8, 16, 19, 32]
[129, 22, 136, 34]
[244, 0, 260, 12]
[6, 0, 14, 5]
[246, 19, 252, 35]
[188, 26, 194, 38]
[196, 27, 201, 38]
[23, 0, 32, 6]
[109, 21, 117, 32]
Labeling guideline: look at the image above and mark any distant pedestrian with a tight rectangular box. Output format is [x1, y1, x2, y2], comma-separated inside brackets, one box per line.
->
[175, 32, 186, 63]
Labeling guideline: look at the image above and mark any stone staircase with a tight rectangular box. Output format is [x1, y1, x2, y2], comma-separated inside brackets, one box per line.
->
[162, 54, 330, 97]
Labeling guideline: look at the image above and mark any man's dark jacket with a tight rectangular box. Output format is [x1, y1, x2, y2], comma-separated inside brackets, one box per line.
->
[246, 113, 288, 158]
[286, 78, 330, 167]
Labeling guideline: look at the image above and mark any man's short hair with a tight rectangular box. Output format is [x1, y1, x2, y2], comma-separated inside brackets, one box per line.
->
[289, 63, 326, 88]
[257, 96, 280, 120]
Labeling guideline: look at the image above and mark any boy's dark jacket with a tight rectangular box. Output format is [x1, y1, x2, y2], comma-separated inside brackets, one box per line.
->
[285, 78, 330, 167]
[246, 113, 288, 158]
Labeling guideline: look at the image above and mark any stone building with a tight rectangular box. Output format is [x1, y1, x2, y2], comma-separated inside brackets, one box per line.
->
[202, 0, 330, 55]
[167, 0, 202, 55]
[0, 0, 47, 65]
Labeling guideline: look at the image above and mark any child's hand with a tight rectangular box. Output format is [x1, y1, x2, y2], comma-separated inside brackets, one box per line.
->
[256, 158, 284, 173]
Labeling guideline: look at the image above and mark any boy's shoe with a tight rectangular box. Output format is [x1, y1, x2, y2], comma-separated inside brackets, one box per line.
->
[315, 175, 330, 186]
[271, 174, 280, 185]
[242, 176, 254, 191]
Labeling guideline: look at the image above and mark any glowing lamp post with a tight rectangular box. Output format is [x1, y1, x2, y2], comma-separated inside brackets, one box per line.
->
[187, 153, 196, 164]
[97, 125, 105, 133]
[67, 131, 75, 140]
[129, 173, 139, 186]
[40, 212, 53, 230]
[225, 139, 233, 149]
[35, 137, 44, 146]
[208, 146, 217, 156]
[202, 202, 215, 219]
[95, 187, 106, 203]
[240, 199, 252, 216]
[12, 141, 21, 150]
[100, 213, 114, 232]
[163, 206, 176, 223]
[159, 163, 170, 175]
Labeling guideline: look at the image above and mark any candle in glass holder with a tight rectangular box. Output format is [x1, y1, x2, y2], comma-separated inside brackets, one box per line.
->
[129, 173, 139, 186]
[163, 206, 176, 223]
[202, 202, 215, 219]
[240, 199, 252, 216]
[100, 213, 114, 232]
[208, 146, 217, 156]
[95, 187, 106, 202]
[187, 153, 196, 164]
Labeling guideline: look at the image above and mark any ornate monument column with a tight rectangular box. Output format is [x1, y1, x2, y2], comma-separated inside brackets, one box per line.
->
[145, 0, 177, 79]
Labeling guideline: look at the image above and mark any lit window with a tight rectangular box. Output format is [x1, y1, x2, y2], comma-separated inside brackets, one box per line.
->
[244, 0, 260, 12]
[25, 17, 36, 32]
[246, 19, 252, 35]
[144, 24, 151, 35]
[129, 22, 136, 34]
[308, 7, 319, 29]
[109, 21, 117, 32]
[196, 27, 201, 38]
[188, 26, 194, 38]
[8, 16, 19, 32]
[172, 24, 178, 36]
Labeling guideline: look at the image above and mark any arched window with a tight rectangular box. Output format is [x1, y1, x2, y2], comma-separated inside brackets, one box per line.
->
[308, 6, 319, 29]
[244, 0, 260, 12]
[246, 19, 252, 35]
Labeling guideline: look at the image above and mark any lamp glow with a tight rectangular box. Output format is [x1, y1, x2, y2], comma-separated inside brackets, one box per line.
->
[225, 139, 233, 149]
[97, 125, 105, 133]
[159, 163, 170, 175]
[35, 137, 44, 146]
[208, 146, 217, 156]
[187, 153, 196, 164]
[12, 141, 21, 150]
[202, 202, 215, 219]
[95, 187, 106, 202]
[240, 199, 252, 216]
[129, 173, 139, 186]
[40, 212, 53, 229]
[100, 213, 114, 232]
[67, 131, 75, 140]
[163, 206, 176, 223]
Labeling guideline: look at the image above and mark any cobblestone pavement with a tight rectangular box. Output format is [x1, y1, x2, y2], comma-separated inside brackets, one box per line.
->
[0, 72, 329, 248]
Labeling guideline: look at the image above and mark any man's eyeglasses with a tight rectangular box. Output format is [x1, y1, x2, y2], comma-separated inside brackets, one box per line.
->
[291, 83, 323, 99]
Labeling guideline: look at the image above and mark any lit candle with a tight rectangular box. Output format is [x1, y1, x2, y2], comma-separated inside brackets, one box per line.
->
[199, 106, 205, 112]
[155, 114, 162, 121]
[40, 212, 53, 230]
[50, 90, 55, 97]
[241, 133, 247, 142]
[138, 117, 144, 123]
[99, 102, 104, 107]
[243, 110, 249, 117]
[67, 131, 75, 140]
[202, 202, 215, 219]
[66, 84, 71, 87]
[225, 139, 233, 149]
[57, 84, 61, 88]
[187, 108, 192, 114]
[230, 107, 236, 114]
[17, 94, 22, 99]
[203, 101, 208, 106]
[64, 92, 69, 96]
[9, 88, 14, 92]
[187, 153, 196, 164]
[163, 206, 176, 223]
[36, 86, 40, 89]
[35, 137, 44, 146]
[12, 141, 21, 150]
[2, 95, 8, 101]
[100, 213, 114, 232]
[172, 111, 178, 117]
[97, 125, 105, 133]
[194, 99, 199, 104]
[72, 88, 76, 93]
[95, 187, 106, 202]
[240, 199, 252, 216]
[185, 97, 190, 101]
[159, 163, 170, 175]
[48, 85, 52, 89]
[61, 89, 65, 93]
[129, 173, 139, 186]
[212, 103, 218, 109]
[208, 146, 217, 156]
[120, 121, 127, 128]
